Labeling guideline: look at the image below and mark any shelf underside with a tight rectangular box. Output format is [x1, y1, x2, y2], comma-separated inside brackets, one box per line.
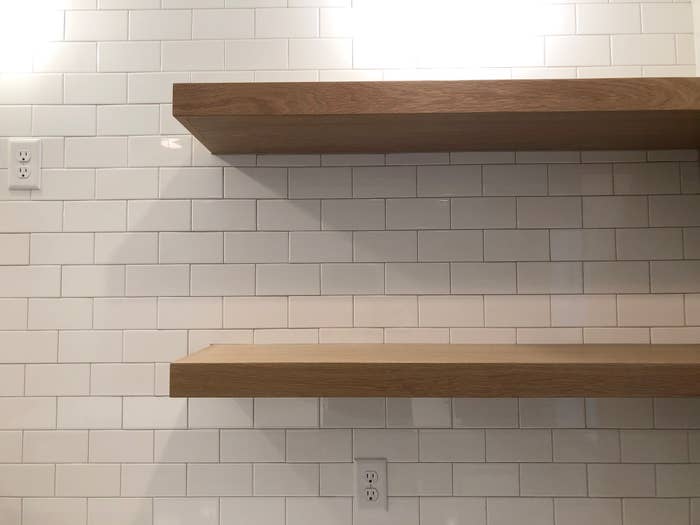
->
[172, 78, 700, 154]
[169, 344, 700, 398]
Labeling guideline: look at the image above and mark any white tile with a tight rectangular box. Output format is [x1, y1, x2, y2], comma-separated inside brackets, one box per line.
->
[0, 331, 57, 364]
[123, 397, 187, 429]
[0, 365, 24, 396]
[58, 397, 121, 429]
[189, 398, 252, 429]
[255, 398, 318, 428]
[517, 327, 582, 344]
[483, 164, 546, 195]
[290, 39, 352, 69]
[0, 266, 60, 297]
[486, 429, 552, 462]
[287, 429, 351, 462]
[257, 264, 320, 295]
[62, 265, 125, 297]
[548, 163, 612, 195]
[642, 4, 694, 33]
[387, 463, 451, 496]
[417, 165, 481, 197]
[66, 10, 127, 40]
[124, 330, 186, 363]
[617, 228, 683, 260]
[226, 40, 287, 70]
[23, 430, 87, 463]
[0, 465, 54, 497]
[650, 195, 700, 227]
[385, 263, 449, 294]
[97, 105, 159, 136]
[220, 498, 284, 525]
[191, 264, 255, 296]
[520, 398, 585, 428]
[87, 499, 152, 525]
[354, 296, 417, 327]
[652, 261, 700, 293]
[0, 202, 62, 232]
[225, 167, 287, 198]
[65, 73, 126, 104]
[55, 464, 120, 497]
[352, 231, 415, 263]
[129, 10, 191, 40]
[318, 328, 383, 343]
[546, 35, 610, 66]
[256, 8, 318, 37]
[517, 197, 582, 228]
[484, 230, 548, 261]
[25, 364, 89, 396]
[453, 463, 518, 496]
[89, 430, 154, 463]
[128, 72, 189, 104]
[289, 167, 350, 199]
[321, 199, 384, 231]
[451, 263, 516, 294]
[65, 137, 127, 168]
[657, 465, 700, 497]
[584, 196, 650, 228]
[517, 262, 582, 294]
[577, 4, 641, 34]
[289, 296, 352, 327]
[163, 41, 224, 71]
[618, 294, 684, 326]
[158, 297, 222, 329]
[35, 42, 97, 73]
[128, 200, 190, 231]
[353, 166, 416, 198]
[0, 74, 63, 104]
[29, 298, 92, 330]
[98, 42, 160, 72]
[420, 497, 485, 525]
[554, 429, 620, 462]
[23, 498, 86, 525]
[623, 499, 689, 525]
[258, 200, 318, 230]
[588, 464, 655, 497]
[125, 265, 188, 296]
[287, 498, 351, 525]
[31, 169, 95, 201]
[487, 498, 553, 525]
[418, 296, 483, 328]
[354, 429, 418, 462]
[612, 34, 676, 65]
[187, 464, 252, 496]
[91, 363, 154, 396]
[193, 9, 253, 39]
[587, 398, 653, 429]
[221, 429, 284, 462]
[386, 199, 449, 229]
[520, 463, 587, 496]
[0, 397, 56, 430]
[0, 106, 30, 136]
[320, 464, 352, 496]
[291, 232, 352, 262]
[551, 295, 616, 327]
[614, 162, 680, 195]
[484, 296, 549, 327]
[0, 234, 28, 265]
[254, 464, 319, 496]
[122, 464, 186, 497]
[128, 136, 192, 167]
[96, 168, 158, 199]
[554, 499, 621, 525]
[621, 430, 688, 463]
[162, 167, 223, 199]
[95, 233, 157, 264]
[419, 429, 484, 462]
[417, 230, 481, 262]
[321, 398, 385, 428]
[584, 261, 650, 293]
[451, 197, 516, 228]
[224, 297, 287, 328]
[193, 200, 255, 231]
[155, 429, 218, 463]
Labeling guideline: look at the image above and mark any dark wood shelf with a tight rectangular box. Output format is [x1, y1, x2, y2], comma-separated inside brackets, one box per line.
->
[173, 78, 700, 154]
[170, 343, 700, 398]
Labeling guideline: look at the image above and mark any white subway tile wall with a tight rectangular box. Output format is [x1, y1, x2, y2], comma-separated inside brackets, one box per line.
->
[0, 1, 698, 524]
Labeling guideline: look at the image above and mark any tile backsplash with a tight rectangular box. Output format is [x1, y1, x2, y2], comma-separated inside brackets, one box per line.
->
[0, 1, 699, 524]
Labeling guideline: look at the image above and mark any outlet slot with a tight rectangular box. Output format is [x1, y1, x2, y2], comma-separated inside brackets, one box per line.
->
[354, 458, 387, 513]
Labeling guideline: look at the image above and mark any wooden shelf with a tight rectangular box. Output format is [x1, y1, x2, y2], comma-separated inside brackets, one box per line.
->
[172, 78, 700, 154]
[170, 344, 700, 398]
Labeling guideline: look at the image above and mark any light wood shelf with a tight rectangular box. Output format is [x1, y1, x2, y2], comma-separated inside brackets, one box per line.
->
[169, 343, 700, 398]
[172, 78, 700, 154]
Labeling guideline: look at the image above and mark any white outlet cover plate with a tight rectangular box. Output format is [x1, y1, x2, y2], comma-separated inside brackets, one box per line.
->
[354, 458, 388, 513]
[8, 138, 41, 190]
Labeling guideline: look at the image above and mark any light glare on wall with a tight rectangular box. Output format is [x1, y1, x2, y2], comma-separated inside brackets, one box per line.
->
[0, 0, 61, 73]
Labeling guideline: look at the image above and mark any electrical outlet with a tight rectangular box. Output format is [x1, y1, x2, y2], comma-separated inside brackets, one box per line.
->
[355, 458, 387, 512]
[8, 138, 41, 190]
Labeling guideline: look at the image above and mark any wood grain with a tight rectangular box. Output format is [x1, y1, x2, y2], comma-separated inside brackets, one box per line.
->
[169, 344, 700, 398]
[172, 78, 700, 153]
